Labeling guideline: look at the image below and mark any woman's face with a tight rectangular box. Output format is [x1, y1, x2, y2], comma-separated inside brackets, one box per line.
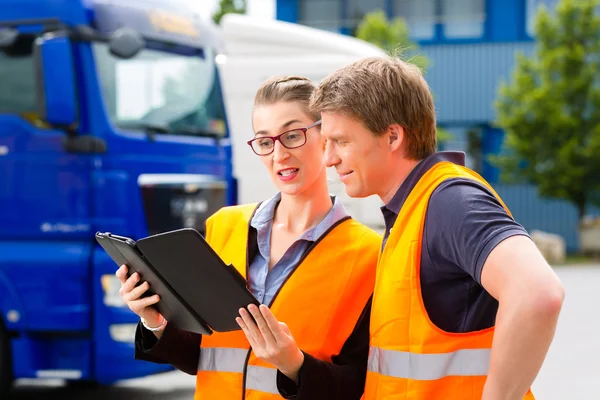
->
[251, 101, 325, 196]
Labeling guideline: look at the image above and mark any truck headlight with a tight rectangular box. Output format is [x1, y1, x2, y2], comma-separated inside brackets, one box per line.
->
[109, 324, 137, 343]
[101, 274, 126, 307]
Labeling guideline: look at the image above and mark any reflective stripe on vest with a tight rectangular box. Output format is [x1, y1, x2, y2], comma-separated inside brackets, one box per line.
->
[367, 346, 491, 381]
[199, 347, 247, 373]
[198, 347, 279, 395]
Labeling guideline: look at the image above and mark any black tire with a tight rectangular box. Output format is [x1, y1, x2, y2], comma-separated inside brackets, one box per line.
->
[66, 380, 100, 390]
[0, 321, 13, 398]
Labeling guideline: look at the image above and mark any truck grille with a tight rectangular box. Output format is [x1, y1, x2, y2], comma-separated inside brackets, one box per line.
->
[138, 174, 227, 236]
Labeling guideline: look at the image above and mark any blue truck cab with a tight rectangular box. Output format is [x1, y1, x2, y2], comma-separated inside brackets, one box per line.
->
[0, 0, 235, 393]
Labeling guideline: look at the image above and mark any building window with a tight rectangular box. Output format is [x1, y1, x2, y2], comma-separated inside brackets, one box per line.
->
[0, 34, 37, 114]
[394, 0, 485, 40]
[298, 0, 343, 32]
[441, 0, 485, 39]
[394, 0, 436, 40]
[526, 0, 558, 37]
[346, 0, 387, 34]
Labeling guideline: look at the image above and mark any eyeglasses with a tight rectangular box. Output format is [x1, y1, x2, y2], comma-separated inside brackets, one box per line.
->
[247, 120, 322, 156]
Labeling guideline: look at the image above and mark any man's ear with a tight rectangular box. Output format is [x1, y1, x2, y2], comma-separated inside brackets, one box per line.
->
[387, 124, 404, 153]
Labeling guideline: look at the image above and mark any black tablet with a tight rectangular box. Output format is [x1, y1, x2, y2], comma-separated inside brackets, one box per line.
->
[135, 228, 260, 332]
[96, 232, 212, 335]
[96, 229, 259, 334]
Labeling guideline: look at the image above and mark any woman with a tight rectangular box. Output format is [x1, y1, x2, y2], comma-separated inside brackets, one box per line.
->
[116, 76, 380, 400]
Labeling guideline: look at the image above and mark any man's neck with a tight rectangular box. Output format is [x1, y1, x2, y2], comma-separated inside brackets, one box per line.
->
[379, 159, 421, 205]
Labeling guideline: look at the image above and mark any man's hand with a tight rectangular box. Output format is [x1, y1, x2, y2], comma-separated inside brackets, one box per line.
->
[237, 304, 305, 381]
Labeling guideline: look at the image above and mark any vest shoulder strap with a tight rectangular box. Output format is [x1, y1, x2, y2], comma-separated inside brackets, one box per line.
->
[205, 203, 258, 245]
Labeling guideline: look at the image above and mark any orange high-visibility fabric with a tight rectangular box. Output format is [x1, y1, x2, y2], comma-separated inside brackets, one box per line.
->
[364, 162, 535, 400]
[195, 203, 381, 399]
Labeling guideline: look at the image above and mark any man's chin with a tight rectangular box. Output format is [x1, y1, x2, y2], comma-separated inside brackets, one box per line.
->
[344, 185, 369, 199]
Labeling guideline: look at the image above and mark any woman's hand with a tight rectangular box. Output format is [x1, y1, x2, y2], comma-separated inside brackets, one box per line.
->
[237, 304, 304, 381]
[116, 264, 163, 328]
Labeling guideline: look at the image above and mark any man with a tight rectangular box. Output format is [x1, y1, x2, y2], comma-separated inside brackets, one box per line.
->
[309, 56, 565, 399]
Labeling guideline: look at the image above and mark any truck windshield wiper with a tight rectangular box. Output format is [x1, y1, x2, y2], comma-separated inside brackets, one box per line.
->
[117, 122, 170, 135]
[117, 122, 223, 139]
[175, 125, 223, 138]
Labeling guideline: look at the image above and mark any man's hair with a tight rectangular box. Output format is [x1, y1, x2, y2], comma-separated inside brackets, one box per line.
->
[254, 76, 320, 121]
[309, 56, 437, 160]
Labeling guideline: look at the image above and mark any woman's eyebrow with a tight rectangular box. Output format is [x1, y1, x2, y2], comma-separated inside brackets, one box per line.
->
[254, 119, 303, 137]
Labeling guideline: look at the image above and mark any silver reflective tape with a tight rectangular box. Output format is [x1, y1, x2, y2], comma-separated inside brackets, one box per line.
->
[198, 347, 248, 373]
[368, 346, 491, 380]
[246, 365, 279, 394]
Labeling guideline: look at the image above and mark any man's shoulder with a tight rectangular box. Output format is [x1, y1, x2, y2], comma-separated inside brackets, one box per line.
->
[427, 177, 508, 220]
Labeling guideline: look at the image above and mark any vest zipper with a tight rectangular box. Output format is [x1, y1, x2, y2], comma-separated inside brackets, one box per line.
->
[239, 215, 352, 399]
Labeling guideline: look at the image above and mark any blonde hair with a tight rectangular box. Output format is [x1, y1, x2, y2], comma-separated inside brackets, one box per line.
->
[254, 76, 320, 121]
[309, 56, 437, 160]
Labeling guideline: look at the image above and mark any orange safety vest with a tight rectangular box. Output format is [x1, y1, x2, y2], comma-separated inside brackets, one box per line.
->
[195, 203, 381, 400]
[364, 161, 535, 399]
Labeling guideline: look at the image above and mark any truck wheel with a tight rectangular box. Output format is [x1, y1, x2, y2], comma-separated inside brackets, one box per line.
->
[66, 380, 99, 390]
[0, 322, 13, 397]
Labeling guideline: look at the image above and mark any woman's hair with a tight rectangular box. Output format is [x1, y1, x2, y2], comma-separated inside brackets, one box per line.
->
[253, 76, 320, 121]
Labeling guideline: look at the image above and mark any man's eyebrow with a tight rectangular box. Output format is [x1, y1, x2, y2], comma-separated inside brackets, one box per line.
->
[255, 119, 303, 137]
[325, 132, 347, 140]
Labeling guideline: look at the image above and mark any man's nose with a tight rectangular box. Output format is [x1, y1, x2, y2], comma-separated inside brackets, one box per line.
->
[324, 141, 340, 168]
[272, 140, 290, 163]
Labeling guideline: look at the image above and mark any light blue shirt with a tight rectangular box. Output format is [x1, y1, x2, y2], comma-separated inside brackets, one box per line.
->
[248, 192, 349, 305]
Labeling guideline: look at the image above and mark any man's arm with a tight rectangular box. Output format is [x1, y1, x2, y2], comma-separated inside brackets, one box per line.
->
[480, 235, 564, 400]
[425, 179, 565, 399]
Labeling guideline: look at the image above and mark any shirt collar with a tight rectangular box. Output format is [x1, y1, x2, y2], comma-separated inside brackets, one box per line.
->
[250, 192, 349, 242]
[383, 151, 466, 216]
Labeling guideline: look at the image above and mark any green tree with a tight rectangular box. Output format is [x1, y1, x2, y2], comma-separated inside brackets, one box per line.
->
[355, 10, 427, 70]
[212, 0, 247, 24]
[355, 10, 451, 144]
[494, 0, 600, 220]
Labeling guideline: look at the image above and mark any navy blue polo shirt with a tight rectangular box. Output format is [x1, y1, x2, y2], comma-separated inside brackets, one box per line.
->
[381, 151, 529, 333]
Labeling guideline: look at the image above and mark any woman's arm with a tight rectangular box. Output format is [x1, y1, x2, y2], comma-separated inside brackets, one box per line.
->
[134, 322, 203, 376]
[237, 300, 371, 400]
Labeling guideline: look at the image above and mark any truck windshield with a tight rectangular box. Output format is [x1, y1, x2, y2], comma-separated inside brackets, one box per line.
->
[93, 43, 227, 137]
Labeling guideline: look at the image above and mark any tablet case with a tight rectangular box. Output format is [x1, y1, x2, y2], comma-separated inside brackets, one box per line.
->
[96, 228, 259, 335]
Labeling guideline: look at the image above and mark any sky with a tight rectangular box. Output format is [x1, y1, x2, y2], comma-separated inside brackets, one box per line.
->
[182, 0, 276, 20]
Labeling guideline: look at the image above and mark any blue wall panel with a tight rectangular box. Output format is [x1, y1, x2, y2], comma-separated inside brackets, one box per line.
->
[487, 0, 525, 42]
[495, 184, 600, 253]
[419, 42, 534, 124]
[276, 0, 298, 22]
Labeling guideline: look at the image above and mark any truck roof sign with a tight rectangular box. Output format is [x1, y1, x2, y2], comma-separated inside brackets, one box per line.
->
[148, 9, 200, 39]
[91, 2, 219, 50]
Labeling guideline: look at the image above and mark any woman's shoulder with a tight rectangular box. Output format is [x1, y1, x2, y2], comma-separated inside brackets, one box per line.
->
[210, 203, 260, 221]
[335, 218, 382, 244]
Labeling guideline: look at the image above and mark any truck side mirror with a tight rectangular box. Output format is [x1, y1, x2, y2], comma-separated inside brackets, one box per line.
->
[33, 33, 77, 127]
[109, 27, 144, 59]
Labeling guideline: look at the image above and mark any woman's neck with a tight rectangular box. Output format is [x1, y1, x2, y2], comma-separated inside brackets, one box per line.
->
[273, 173, 333, 234]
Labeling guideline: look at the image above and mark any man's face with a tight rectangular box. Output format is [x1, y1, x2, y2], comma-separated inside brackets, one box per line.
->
[322, 111, 392, 199]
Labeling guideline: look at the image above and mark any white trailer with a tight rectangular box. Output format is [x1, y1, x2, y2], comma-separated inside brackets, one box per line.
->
[218, 14, 386, 230]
